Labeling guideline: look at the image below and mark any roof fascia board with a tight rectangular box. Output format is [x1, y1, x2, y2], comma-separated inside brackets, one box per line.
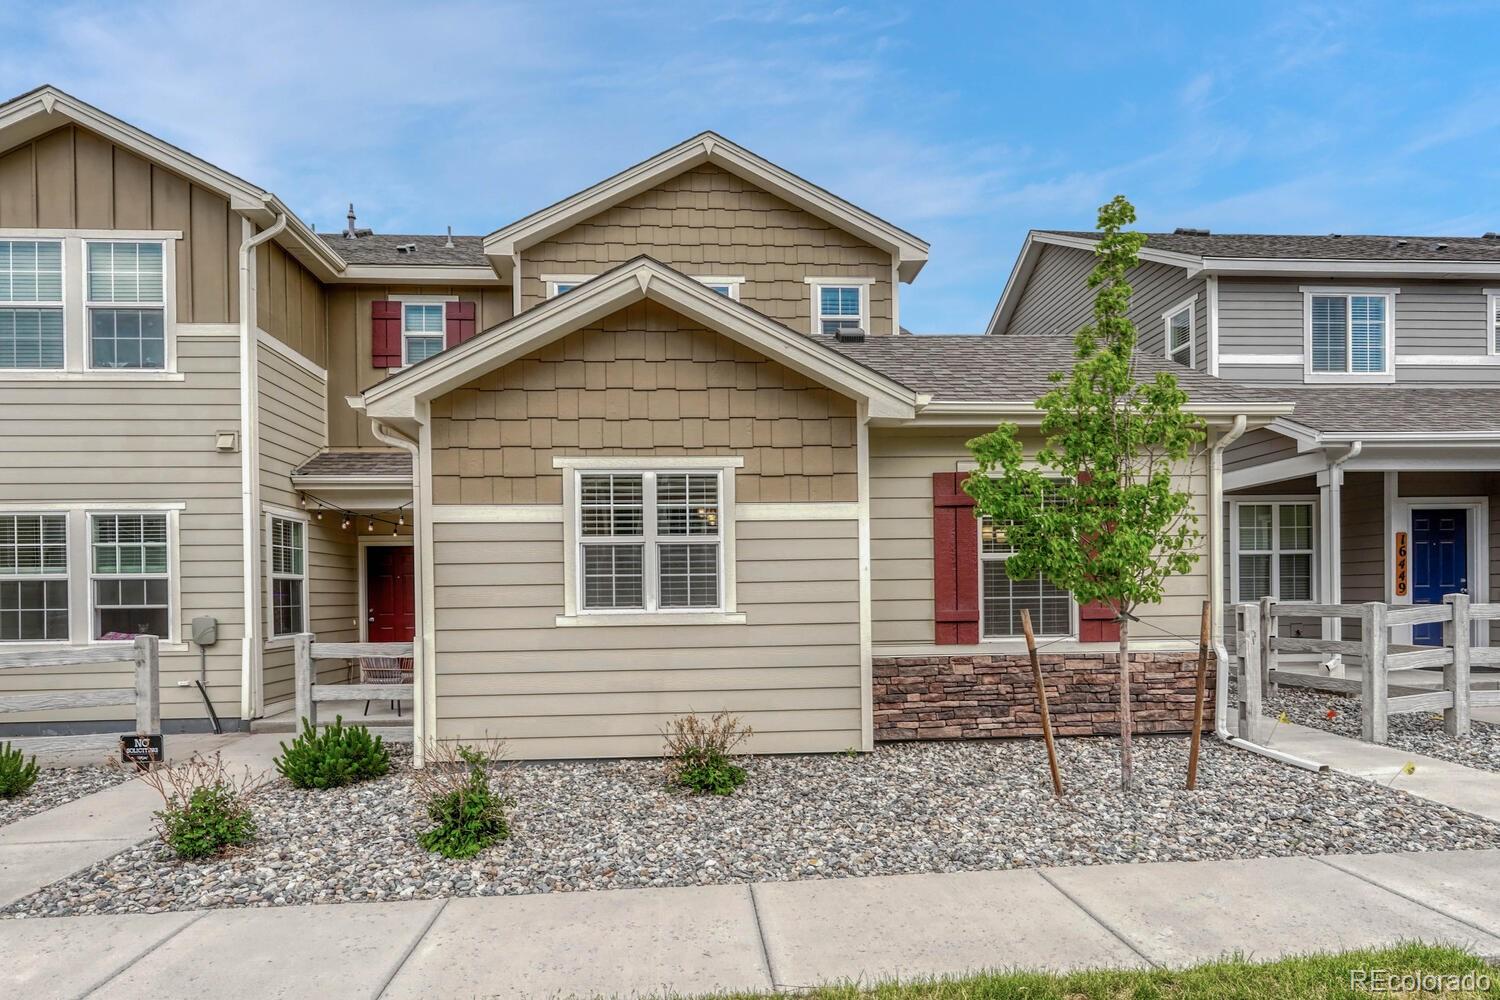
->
[335, 264, 505, 285]
[291, 475, 414, 487]
[1032, 231, 1204, 270]
[1203, 257, 1500, 278]
[911, 399, 1294, 421]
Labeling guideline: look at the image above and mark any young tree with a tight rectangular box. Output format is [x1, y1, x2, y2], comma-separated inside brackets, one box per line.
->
[965, 196, 1206, 789]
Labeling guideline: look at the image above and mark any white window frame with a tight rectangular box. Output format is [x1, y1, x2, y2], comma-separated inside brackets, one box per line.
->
[693, 276, 744, 301]
[0, 237, 66, 372]
[1486, 288, 1500, 357]
[84, 238, 171, 373]
[0, 229, 180, 380]
[542, 274, 592, 299]
[265, 509, 310, 641]
[976, 481, 1077, 640]
[555, 456, 744, 626]
[86, 509, 176, 645]
[805, 276, 873, 336]
[1229, 499, 1317, 604]
[1300, 286, 1397, 384]
[388, 294, 454, 369]
[1162, 296, 1195, 367]
[0, 512, 70, 644]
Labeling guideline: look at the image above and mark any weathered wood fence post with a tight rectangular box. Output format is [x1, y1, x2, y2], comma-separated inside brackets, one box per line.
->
[133, 634, 160, 735]
[1237, 602, 1261, 740]
[1360, 602, 1389, 743]
[1443, 592, 1471, 737]
[1259, 596, 1277, 693]
[294, 632, 315, 732]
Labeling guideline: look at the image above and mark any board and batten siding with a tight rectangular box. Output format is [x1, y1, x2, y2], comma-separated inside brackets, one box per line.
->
[518, 163, 896, 335]
[0, 123, 239, 324]
[431, 517, 862, 758]
[869, 428, 1211, 649]
[324, 283, 512, 449]
[1218, 277, 1500, 384]
[0, 334, 245, 726]
[256, 240, 328, 367]
[1001, 243, 1208, 370]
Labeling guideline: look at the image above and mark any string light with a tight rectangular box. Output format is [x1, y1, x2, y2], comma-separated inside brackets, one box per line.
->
[293, 492, 413, 534]
[340, 516, 351, 531]
[367, 518, 376, 533]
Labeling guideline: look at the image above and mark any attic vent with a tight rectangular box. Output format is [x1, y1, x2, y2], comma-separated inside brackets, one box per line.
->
[1173, 227, 1210, 236]
[833, 326, 866, 344]
[1395, 239, 1409, 247]
[1484, 232, 1500, 240]
[1329, 233, 1342, 238]
[396, 243, 418, 254]
[1435, 243, 1449, 251]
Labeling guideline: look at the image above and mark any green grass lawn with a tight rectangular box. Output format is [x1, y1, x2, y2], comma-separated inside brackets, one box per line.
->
[709, 943, 1498, 999]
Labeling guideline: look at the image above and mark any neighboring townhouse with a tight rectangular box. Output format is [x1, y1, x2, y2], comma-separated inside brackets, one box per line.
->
[0, 86, 1291, 757]
[991, 229, 1500, 661]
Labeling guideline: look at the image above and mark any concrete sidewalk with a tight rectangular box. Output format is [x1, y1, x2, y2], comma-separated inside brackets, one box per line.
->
[2, 848, 1498, 999]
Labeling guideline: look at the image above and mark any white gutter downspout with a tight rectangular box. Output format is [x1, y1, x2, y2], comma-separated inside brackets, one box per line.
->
[237, 209, 288, 721]
[369, 417, 426, 766]
[1210, 414, 1325, 772]
[1319, 441, 1363, 673]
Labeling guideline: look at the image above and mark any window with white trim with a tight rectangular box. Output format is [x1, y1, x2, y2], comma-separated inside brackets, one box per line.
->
[90, 512, 170, 639]
[577, 470, 723, 613]
[694, 277, 742, 300]
[0, 240, 64, 369]
[0, 514, 68, 642]
[1488, 290, 1500, 355]
[402, 302, 445, 366]
[1234, 502, 1314, 601]
[269, 516, 307, 636]
[87, 241, 166, 370]
[1307, 291, 1390, 375]
[544, 276, 590, 298]
[813, 284, 864, 335]
[978, 482, 1072, 638]
[1164, 300, 1193, 366]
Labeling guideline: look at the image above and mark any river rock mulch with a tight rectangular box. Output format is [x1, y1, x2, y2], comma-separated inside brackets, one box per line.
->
[0, 762, 129, 828]
[1267, 685, 1500, 774]
[7, 735, 1500, 918]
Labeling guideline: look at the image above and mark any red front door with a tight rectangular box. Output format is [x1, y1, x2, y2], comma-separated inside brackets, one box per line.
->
[367, 545, 416, 642]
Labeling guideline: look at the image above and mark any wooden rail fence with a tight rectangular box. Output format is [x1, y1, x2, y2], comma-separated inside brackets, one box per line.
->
[0, 635, 160, 754]
[293, 634, 414, 731]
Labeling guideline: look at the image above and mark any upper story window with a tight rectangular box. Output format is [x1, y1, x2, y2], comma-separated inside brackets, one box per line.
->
[694, 277, 743, 301]
[87, 241, 167, 369]
[0, 240, 64, 369]
[543, 275, 590, 298]
[1302, 287, 1395, 381]
[402, 302, 445, 365]
[814, 284, 865, 335]
[1163, 298, 1194, 366]
[1487, 289, 1500, 355]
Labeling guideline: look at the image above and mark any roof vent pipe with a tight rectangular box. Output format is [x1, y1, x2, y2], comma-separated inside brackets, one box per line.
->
[445, 226, 455, 249]
[345, 203, 357, 239]
[1173, 227, 1210, 236]
[1484, 232, 1500, 240]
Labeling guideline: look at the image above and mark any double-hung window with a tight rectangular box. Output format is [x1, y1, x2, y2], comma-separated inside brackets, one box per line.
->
[813, 284, 865, 335]
[577, 470, 723, 613]
[1233, 502, 1314, 602]
[694, 277, 742, 300]
[1304, 289, 1393, 379]
[0, 514, 69, 642]
[402, 302, 445, 366]
[1487, 289, 1500, 355]
[87, 241, 167, 369]
[0, 240, 65, 369]
[1164, 298, 1194, 366]
[978, 484, 1073, 638]
[269, 516, 307, 637]
[90, 512, 170, 639]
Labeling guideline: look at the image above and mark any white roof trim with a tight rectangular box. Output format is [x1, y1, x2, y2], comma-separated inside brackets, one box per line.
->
[1203, 257, 1500, 278]
[483, 132, 929, 282]
[335, 264, 503, 285]
[362, 257, 920, 421]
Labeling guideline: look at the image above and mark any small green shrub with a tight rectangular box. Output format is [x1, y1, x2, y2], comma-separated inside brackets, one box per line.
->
[274, 715, 390, 789]
[138, 752, 264, 861]
[415, 742, 513, 860]
[663, 711, 751, 796]
[0, 741, 39, 798]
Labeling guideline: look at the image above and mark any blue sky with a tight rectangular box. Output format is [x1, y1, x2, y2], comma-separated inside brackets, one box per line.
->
[3, 1, 1498, 332]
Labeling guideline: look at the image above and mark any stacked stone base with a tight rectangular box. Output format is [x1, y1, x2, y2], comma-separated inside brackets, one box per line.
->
[874, 652, 1214, 742]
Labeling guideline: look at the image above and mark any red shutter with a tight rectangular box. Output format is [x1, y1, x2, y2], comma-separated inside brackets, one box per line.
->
[445, 300, 477, 349]
[1079, 601, 1120, 642]
[933, 472, 979, 644]
[371, 300, 402, 368]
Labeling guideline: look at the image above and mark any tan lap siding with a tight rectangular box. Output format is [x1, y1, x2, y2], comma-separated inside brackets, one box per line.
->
[0, 335, 244, 724]
[519, 163, 894, 334]
[430, 301, 858, 505]
[432, 518, 862, 759]
[869, 428, 1210, 648]
[0, 124, 239, 324]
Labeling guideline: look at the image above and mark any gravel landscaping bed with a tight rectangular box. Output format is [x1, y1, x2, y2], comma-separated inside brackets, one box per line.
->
[1267, 685, 1500, 774]
[7, 735, 1500, 918]
[0, 763, 130, 828]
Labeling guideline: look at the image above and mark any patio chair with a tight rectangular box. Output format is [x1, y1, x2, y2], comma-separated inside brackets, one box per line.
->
[358, 655, 414, 716]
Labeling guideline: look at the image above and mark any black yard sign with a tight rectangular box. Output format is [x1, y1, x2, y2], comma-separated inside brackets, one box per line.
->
[121, 733, 164, 767]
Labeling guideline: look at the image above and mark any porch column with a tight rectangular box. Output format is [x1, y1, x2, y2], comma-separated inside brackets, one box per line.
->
[1316, 460, 1344, 672]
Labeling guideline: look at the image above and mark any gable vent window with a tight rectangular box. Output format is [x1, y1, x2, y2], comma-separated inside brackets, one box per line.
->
[1304, 289, 1394, 379]
[0, 240, 64, 369]
[1163, 298, 1194, 367]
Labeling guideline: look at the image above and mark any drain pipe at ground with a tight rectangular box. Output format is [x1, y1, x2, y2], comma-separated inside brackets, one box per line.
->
[1209, 414, 1327, 772]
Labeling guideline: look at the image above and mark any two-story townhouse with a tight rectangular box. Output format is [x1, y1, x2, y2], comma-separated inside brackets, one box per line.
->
[991, 229, 1500, 667]
[1, 87, 1290, 759]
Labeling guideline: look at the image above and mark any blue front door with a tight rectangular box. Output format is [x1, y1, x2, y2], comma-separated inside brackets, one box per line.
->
[1410, 508, 1468, 645]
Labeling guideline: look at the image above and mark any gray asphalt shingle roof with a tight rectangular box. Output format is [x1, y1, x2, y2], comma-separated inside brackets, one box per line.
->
[318, 233, 489, 267]
[292, 451, 412, 479]
[1272, 386, 1500, 435]
[1040, 230, 1500, 262]
[828, 335, 1285, 405]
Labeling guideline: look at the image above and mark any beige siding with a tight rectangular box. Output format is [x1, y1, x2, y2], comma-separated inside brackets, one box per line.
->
[869, 427, 1210, 648]
[432, 518, 861, 758]
[257, 347, 327, 509]
[0, 335, 244, 724]
[256, 241, 328, 367]
[0, 124, 239, 324]
[519, 163, 896, 335]
[430, 301, 859, 504]
[324, 283, 512, 448]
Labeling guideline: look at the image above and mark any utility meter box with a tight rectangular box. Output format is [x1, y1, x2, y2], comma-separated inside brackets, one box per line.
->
[191, 616, 218, 647]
